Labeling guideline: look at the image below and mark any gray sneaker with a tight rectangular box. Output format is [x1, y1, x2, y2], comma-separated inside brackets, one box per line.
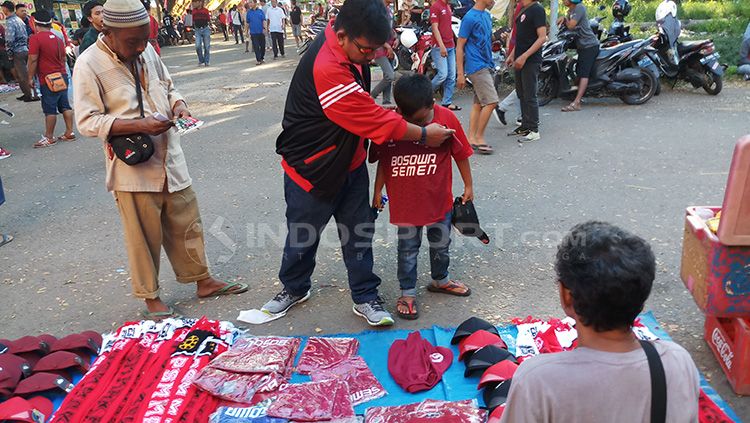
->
[352, 297, 394, 327]
[261, 289, 311, 315]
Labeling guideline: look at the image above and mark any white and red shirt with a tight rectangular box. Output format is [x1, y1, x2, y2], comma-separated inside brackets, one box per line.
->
[371, 105, 472, 227]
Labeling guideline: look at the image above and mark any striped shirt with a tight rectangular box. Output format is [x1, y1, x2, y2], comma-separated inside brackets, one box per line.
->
[73, 35, 191, 193]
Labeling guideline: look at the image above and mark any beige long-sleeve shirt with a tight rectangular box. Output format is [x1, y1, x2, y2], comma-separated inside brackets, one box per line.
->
[73, 35, 191, 193]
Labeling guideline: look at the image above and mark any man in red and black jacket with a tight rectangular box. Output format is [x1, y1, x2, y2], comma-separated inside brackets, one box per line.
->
[266, 0, 455, 327]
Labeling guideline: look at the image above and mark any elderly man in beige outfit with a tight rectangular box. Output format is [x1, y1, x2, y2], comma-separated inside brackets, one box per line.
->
[73, 0, 247, 319]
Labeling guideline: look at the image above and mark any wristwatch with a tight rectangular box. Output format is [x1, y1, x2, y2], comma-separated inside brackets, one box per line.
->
[419, 126, 427, 145]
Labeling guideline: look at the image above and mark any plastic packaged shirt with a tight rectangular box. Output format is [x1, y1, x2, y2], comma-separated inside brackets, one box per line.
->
[193, 366, 286, 403]
[209, 399, 289, 423]
[266, 379, 354, 422]
[311, 357, 386, 406]
[364, 399, 486, 423]
[296, 337, 359, 375]
[209, 337, 301, 376]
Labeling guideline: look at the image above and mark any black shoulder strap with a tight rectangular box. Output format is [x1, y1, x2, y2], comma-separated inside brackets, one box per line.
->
[130, 61, 145, 118]
[640, 340, 667, 423]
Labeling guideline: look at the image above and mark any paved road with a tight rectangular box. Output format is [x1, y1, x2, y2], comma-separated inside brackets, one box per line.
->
[0, 39, 749, 417]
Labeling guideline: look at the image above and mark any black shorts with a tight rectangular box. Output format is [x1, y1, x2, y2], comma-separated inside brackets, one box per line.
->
[576, 45, 599, 79]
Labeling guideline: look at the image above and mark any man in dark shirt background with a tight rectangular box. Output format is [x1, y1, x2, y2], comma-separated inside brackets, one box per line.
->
[79, 0, 103, 54]
[508, 0, 546, 143]
[16, 3, 34, 36]
[290, 0, 302, 48]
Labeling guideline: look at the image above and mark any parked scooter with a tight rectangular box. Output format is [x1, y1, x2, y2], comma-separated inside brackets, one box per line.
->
[638, 8, 723, 95]
[394, 16, 435, 75]
[298, 19, 327, 55]
[537, 27, 658, 106]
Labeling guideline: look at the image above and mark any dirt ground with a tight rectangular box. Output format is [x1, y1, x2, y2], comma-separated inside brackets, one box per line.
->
[0, 37, 749, 417]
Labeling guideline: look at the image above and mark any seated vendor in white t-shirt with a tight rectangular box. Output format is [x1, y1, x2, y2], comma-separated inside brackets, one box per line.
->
[500, 221, 700, 423]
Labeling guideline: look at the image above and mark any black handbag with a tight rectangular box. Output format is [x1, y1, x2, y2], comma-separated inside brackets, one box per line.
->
[108, 61, 154, 166]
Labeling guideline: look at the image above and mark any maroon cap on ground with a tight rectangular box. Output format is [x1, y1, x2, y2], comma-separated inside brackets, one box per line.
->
[33, 351, 89, 376]
[0, 354, 32, 379]
[0, 358, 24, 398]
[36, 335, 57, 351]
[8, 337, 49, 355]
[0, 396, 54, 422]
[13, 372, 74, 396]
[50, 333, 101, 355]
[388, 331, 453, 393]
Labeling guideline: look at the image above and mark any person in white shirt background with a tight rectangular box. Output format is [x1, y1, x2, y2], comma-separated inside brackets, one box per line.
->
[266, 0, 287, 59]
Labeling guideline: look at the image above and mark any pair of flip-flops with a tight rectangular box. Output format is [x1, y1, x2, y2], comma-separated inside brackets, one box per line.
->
[141, 281, 249, 320]
[397, 281, 472, 320]
[471, 143, 494, 155]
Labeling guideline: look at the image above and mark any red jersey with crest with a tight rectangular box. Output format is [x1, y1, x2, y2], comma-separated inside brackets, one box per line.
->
[370, 105, 472, 227]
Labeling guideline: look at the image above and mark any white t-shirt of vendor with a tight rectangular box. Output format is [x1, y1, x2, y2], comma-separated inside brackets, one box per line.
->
[266, 6, 286, 33]
[499, 340, 700, 423]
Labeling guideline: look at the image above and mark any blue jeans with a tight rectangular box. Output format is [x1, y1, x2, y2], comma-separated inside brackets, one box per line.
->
[397, 212, 452, 294]
[195, 27, 211, 64]
[40, 74, 71, 115]
[431, 47, 456, 106]
[279, 164, 381, 304]
[738, 64, 750, 76]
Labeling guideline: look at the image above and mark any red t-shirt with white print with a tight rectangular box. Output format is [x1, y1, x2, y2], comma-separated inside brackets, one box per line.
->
[371, 105, 472, 227]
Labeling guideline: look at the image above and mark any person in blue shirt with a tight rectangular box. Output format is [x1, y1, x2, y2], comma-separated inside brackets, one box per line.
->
[246, 0, 267, 65]
[456, 0, 497, 155]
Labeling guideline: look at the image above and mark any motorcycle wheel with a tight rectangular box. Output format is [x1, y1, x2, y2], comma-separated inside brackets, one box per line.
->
[537, 71, 559, 107]
[620, 68, 657, 105]
[702, 70, 722, 95]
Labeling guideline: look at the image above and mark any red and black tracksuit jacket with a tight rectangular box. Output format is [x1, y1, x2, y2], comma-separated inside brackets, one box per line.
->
[276, 23, 408, 200]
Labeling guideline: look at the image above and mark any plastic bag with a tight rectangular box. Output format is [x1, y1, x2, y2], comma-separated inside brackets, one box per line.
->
[267, 379, 354, 421]
[209, 337, 300, 376]
[193, 366, 286, 403]
[296, 337, 359, 375]
[364, 399, 486, 423]
[209, 399, 289, 423]
[311, 357, 386, 406]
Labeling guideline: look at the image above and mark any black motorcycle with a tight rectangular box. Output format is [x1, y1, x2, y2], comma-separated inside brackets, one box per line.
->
[640, 29, 723, 95]
[538, 30, 658, 106]
[298, 19, 327, 55]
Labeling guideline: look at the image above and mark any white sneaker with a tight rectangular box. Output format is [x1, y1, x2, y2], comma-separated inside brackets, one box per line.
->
[518, 131, 540, 143]
[0, 148, 10, 160]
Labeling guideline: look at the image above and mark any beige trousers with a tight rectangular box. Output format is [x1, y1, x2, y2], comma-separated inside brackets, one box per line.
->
[114, 186, 210, 299]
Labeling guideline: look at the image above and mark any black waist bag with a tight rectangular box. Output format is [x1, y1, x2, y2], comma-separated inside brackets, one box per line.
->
[109, 61, 154, 166]
[451, 197, 490, 244]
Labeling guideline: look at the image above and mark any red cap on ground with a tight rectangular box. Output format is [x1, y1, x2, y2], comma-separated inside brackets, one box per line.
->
[33, 351, 89, 375]
[0, 396, 54, 422]
[487, 404, 506, 423]
[477, 360, 519, 389]
[388, 331, 453, 393]
[50, 333, 101, 355]
[0, 354, 32, 379]
[0, 357, 24, 397]
[458, 330, 503, 361]
[8, 337, 49, 355]
[13, 372, 74, 396]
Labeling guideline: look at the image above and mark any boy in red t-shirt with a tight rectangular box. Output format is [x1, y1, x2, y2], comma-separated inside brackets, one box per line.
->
[370, 74, 473, 320]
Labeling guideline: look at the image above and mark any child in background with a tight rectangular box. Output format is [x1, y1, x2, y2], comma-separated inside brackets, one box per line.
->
[370, 74, 473, 320]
